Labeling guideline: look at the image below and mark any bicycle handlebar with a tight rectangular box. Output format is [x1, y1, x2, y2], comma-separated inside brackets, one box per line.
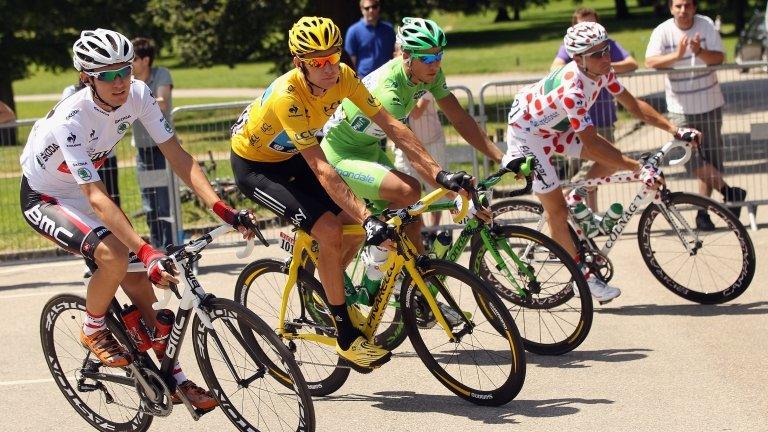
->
[151, 223, 266, 310]
[662, 139, 693, 167]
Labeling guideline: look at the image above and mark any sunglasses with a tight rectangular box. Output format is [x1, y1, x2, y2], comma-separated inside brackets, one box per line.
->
[299, 51, 342, 68]
[362, 3, 380, 10]
[410, 51, 444, 64]
[584, 45, 611, 59]
[84, 65, 133, 82]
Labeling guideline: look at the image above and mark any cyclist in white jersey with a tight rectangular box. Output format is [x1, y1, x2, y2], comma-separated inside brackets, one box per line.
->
[503, 22, 701, 303]
[19, 29, 257, 409]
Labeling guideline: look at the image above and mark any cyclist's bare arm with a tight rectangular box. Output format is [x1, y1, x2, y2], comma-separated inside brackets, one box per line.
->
[614, 89, 676, 135]
[370, 108, 442, 188]
[577, 126, 640, 172]
[81, 181, 148, 253]
[301, 145, 370, 224]
[437, 93, 503, 163]
[154, 84, 172, 112]
[409, 96, 430, 120]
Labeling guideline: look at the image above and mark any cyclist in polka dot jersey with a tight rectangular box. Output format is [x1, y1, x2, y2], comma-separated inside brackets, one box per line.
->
[504, 22, 702, 303]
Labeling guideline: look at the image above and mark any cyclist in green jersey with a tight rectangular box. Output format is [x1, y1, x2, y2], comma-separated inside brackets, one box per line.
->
[322, 17, 504, 253]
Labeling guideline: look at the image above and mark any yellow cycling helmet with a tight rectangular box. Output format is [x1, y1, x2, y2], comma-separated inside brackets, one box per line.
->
[288, 16, 342, 56]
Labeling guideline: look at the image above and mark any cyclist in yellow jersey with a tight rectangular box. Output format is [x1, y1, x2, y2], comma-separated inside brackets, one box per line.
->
[231, 17, 475, 371]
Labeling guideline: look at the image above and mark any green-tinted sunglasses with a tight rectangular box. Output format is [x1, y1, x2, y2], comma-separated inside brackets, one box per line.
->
[84, 65, 133, 82]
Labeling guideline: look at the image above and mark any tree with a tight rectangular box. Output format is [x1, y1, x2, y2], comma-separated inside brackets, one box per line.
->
[0, 1, 156, 112]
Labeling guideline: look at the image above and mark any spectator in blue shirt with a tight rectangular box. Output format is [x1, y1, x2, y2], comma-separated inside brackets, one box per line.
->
[345, 0, 396, 77]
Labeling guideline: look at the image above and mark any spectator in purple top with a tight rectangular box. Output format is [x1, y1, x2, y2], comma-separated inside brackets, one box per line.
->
[345, 0, 396, 77]
[551, 7, 638, 210]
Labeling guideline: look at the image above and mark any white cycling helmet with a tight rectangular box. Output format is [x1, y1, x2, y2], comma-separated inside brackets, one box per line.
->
[72, 28, 134, 71]
[563, 22, 608, 57]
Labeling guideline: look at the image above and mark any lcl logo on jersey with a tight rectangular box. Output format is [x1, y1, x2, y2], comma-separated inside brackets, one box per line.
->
[323, 100, 340, 116]
[260, 123, 275, 135]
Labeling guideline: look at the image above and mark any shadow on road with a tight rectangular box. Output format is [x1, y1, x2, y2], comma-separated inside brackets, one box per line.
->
[598, 301, 768, 317]
[528, 348, 652, 369]
[322, 391, 613, 424]
[0, 280, 82, 292]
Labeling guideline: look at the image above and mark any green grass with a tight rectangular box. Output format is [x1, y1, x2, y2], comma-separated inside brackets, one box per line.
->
[15, 97, 246, 120]
[12, 0, 743, 96]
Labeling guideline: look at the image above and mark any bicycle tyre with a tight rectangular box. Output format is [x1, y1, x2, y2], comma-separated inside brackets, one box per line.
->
[234, 258, 350, 396]
[637, 192, 756, 304]
[40, 294, 153, 432]
[469, 225, 593, 355]
[193, 297, 315, 431]
[399, 259, 526, 406]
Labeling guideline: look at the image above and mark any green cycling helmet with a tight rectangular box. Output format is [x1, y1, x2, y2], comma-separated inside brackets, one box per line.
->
[396, 17, 447, 52]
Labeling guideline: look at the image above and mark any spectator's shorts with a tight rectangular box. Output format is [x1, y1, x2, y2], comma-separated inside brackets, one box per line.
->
[668, 107, 725, 173]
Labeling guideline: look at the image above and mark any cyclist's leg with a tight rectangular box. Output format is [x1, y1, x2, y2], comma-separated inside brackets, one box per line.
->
[20, 179, 131, 366]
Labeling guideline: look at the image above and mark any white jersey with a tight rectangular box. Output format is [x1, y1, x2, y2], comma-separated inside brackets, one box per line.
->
[20, 80, 174, 197]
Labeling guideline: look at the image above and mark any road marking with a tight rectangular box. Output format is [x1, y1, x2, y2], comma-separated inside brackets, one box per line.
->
[0, 378, 54, 387]
[0, 288, 86, 300]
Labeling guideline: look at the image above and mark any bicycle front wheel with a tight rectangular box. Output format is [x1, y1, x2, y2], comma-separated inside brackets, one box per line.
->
[400, 259, 526, 406]
[39, 294, 153, 432]
[637, 192, 756, 304]
[470, 225, 593, 355]
[193, 297, 315, 432]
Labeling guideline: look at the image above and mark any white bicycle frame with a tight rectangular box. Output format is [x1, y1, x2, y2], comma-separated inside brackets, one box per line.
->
[530, 139, 700, 258]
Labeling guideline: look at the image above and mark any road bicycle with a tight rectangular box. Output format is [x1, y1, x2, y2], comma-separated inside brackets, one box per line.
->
[234, 186, 526, 406]
[237, 157, 591, 357]
[40, 224, 315, 432]
[492, 139, 756, 304]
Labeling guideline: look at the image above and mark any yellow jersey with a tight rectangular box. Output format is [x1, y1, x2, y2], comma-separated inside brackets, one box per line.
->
[231, 63, 382, 162]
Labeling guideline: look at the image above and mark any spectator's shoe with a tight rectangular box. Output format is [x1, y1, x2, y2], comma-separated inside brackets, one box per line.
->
[336, 336, 391, 373]
[171, 380, 218, 410]
[722, 187, 747, 220]
[80, 329, 132, 368]
[586, 275, 621, 305]
[696, 210, 716, 231]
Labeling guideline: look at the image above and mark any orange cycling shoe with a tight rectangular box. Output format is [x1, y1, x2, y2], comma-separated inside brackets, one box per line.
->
[80, 329, 132, 368]
[171, 380, 218, 410]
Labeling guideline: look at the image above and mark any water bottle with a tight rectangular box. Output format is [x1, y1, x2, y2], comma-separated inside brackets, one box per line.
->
[566, 186, 589, 207]
[570, 202, 599, 239]
[152, 309, 175, 361]
[429, 231, 452, 259]
[597, 203, 624, 235]
[355, 246, 389, 306]
[120, 304, 152, 352]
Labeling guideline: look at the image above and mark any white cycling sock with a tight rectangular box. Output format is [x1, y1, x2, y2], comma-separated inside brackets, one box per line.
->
[83, 310, 106, 336]
[173, 362, 187, 385]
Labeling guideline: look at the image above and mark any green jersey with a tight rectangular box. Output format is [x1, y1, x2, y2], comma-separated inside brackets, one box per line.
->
[322, 57, 451, 151]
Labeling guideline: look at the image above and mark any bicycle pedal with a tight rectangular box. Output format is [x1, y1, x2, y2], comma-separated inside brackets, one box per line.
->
[194, 406, 217, 417]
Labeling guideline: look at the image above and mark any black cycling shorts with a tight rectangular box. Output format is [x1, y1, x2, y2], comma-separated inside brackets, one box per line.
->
[20, 176, 142, 272]
[231, 152, 342, 232]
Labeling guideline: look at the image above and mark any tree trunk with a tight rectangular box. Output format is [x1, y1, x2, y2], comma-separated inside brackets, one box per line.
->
[615, 0, 631, 19]
[495, 6, 511, 22]
[733, 0, 747, 34]
[513, 6, 520, 21]
[0, 77, 17, 147]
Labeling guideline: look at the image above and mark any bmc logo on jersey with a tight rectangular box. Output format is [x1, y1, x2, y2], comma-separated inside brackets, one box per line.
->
[23, 204, 75, 246]
[117, 122, 129, 134]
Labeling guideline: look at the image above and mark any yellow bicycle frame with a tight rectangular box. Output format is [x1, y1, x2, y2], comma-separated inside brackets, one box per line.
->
[275, 188, 470, 345]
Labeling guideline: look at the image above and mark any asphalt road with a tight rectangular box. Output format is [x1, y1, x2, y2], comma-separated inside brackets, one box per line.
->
[0, 226, 766, 431]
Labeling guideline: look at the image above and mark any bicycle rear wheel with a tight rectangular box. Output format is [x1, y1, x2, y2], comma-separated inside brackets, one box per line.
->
[400, 259, 526, 406]
[637, 192, 755, 304]
[470, 225, 593, 355]
[235, 258, 349, 396]
[193, 297, 315, 432]
[39, 294, 153, 432]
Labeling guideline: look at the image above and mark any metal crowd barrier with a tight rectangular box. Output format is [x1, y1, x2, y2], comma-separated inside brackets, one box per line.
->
[478, 62, 768, 230]
[3, 65, 768, 256]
